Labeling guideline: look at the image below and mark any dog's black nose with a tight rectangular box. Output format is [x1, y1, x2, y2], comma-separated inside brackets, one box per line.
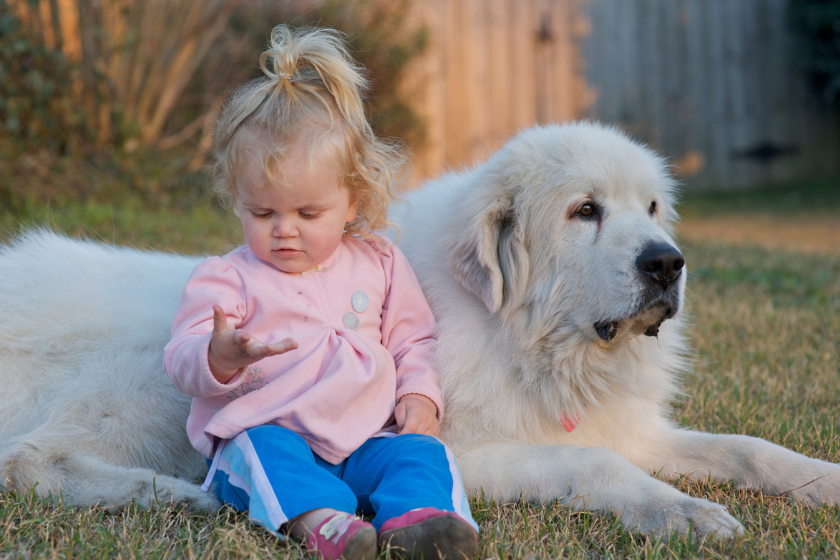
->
[636, 243, 685, 288]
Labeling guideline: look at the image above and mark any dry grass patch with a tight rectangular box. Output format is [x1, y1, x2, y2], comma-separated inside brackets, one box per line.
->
[675, 177, 840, 257]
[678, 214, 840, 256]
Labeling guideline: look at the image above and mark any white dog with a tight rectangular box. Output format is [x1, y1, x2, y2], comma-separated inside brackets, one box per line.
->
[1, 122, 837, 537]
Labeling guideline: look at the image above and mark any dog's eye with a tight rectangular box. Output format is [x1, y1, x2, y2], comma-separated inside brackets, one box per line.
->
[577, 203, 597, 218]
[649, 201, 657, 216]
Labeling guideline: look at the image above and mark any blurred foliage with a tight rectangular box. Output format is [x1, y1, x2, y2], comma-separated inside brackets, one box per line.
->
[0, 145, 214, 215]
[0, 9, 91, 157]
[790, 0, 840, 107]
[1, 0, 427, 214]
[211, 0, 428, 149]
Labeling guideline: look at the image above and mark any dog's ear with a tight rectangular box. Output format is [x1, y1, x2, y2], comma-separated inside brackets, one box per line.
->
[450, 194, 529, 313]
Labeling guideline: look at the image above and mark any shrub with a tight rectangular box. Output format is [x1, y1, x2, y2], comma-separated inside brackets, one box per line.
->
[0, 0, 426, 212]
[0, 9, 90, 157]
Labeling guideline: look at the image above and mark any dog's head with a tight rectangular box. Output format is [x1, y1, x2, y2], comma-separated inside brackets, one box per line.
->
[447, 122, 684, 406]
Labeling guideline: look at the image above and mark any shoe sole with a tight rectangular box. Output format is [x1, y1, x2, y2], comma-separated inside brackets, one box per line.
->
[337, 525, 377, 560]
[378, 515, 477, 560]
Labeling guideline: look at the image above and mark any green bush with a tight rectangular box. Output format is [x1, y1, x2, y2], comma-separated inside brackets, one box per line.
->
[0, 9, 91, 157]
[199, 0, 428, 149]
[0, 0, 427, 214]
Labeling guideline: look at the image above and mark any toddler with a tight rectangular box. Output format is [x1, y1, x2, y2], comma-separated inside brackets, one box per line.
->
[164, 25, 478, 560]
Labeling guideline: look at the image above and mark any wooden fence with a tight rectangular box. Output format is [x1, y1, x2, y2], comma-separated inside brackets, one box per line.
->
[406, 0, 840, 189]
[579, 0, 840, 189]
[404, 0, 593, 180]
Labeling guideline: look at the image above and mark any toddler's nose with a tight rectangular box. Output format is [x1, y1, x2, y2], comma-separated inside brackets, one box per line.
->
[272, 219, 298, 238]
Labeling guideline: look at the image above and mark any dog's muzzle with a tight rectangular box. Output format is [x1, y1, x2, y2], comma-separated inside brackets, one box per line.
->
[593, 242, 685, 342]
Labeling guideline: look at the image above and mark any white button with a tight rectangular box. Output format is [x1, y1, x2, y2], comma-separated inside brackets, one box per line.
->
[351, 290, 369, 312]
[343, 312, 360, 330]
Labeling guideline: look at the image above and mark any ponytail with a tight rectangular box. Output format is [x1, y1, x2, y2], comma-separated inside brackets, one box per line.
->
[258, 26, 369, 136]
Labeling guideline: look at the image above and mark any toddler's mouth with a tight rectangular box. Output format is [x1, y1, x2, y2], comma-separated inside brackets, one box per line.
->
[273, 248, 302, 256]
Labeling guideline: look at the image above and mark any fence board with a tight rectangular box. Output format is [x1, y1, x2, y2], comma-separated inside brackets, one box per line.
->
[580, 0, 840, 189]
[407, 0, 581, 183]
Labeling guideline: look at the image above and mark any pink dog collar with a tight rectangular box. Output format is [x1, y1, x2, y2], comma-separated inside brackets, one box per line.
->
[559, 412, 581, 432]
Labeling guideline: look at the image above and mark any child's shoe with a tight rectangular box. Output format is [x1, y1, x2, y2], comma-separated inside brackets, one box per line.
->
[307, 512, 377, 560]
[377, 507, 478, 560]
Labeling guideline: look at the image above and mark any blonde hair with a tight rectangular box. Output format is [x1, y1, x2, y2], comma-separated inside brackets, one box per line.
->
[213, 25, 408, 238]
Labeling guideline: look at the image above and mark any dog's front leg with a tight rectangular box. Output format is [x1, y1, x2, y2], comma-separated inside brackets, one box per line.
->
[642, 430, 840, 507]
[454, 440, 743, 538]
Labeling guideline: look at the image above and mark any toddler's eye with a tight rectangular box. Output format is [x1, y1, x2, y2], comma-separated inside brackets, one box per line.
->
[251, 211, 272, 219]
[299, 212, 320, 219]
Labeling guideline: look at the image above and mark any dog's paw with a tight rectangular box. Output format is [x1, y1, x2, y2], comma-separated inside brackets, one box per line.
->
[621, 493, 744, 539]
[90, 474, 220, 512]
[140, 476, 221, 512]
[671, 496, 744, 538]
[784, 463, 840, 508]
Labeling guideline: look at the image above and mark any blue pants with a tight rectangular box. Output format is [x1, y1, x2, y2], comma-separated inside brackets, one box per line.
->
[205, 425, 477, 535]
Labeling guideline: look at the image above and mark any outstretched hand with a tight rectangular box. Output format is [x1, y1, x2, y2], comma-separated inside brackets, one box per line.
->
[208, 305, 297, 383]
[395, 394, 440, 436]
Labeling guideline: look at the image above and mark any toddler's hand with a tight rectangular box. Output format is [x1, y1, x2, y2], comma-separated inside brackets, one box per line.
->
[395, 394, 440, 436]
[208, 305, 297, 383]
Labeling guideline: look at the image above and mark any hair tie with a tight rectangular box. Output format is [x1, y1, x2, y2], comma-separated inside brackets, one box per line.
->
[278, 72, 292, 81]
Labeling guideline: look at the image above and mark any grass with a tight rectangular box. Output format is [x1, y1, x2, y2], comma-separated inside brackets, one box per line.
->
[0, 194, 243, 256]
[1, 179, 839, 558]
[676, 178, 840, 257]
[676, 177, 840, 220]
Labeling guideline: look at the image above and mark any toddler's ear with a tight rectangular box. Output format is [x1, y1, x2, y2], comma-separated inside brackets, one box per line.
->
[346, 194, 360, 223]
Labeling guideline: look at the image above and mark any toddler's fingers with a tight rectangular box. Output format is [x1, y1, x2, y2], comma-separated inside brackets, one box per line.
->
[240, 336, 271, 359]
[233, 331, 252, 348]
[212, 306, 230, 335]
[400, 411, 422, 435]
[426, 419, 441, 437]
[413, 418, 432, 436]
[395, 401, 407, 431]
[266, 338, 298, 356]
[413, 414, 439, 437]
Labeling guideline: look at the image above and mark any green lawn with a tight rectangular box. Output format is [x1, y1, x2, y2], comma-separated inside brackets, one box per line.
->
[0, 194, 244, 256]
[676, 177, 840, 220]
[1, 182, 839, 558]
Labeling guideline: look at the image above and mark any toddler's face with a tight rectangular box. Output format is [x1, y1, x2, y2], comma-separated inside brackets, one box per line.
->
[234, 139, 358, 274]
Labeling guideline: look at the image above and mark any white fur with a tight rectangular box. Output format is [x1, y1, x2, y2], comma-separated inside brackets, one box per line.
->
[0, 233, 215, 510]
[1, 122, 838, 536]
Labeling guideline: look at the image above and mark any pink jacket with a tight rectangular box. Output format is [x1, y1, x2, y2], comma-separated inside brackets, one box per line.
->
[164, 237, 443, 463]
